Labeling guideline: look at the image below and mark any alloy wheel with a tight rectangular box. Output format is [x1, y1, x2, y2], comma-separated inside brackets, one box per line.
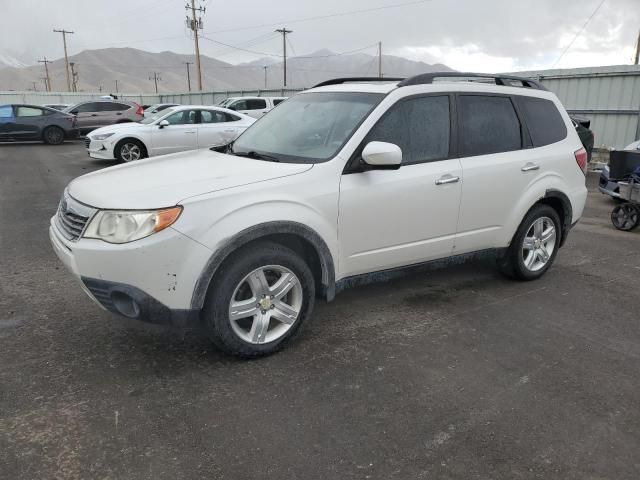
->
[120, 143, 141, 161]
[521, 216, 556, 272]
[228, 265, 303, 344]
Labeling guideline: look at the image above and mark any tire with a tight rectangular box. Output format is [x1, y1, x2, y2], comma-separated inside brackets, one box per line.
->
[611, 203, 640, 231]
[498, 204, 562, 281]
[42, 125, 65, 145]
[202, 242, 316, 358]
[114, 138, 146, 162]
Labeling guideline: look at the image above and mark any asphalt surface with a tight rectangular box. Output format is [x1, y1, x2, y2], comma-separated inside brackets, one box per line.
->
[1, 141, 639, 480]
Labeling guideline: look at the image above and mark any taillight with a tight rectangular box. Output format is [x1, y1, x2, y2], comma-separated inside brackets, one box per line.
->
[135, 103, 144, 116]
[574, 147, 588, 175]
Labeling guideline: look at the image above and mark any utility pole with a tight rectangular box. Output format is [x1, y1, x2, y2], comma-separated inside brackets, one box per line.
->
[183, 61, 193, 92]
[378, 41, 383, 78]
[634, 30, 640, 65]
[149, 72, 161, 93]
[38, 57, 52, 92]
[185, 1, 205, 91]
[115, 79, 119, 94]
[70, 62, 78, 92]
[275, 27, 292, 87]
[53, 29, 74, 92]
[31, 81, 38, 91]
[41, 77, 49, 90]
[263, 65, 267, 89]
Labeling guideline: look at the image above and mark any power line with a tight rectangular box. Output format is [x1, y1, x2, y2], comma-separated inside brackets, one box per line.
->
[551, 0, 606, 68]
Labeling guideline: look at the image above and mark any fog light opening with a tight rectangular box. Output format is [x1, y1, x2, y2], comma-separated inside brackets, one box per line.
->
[111, 291, 141, 318]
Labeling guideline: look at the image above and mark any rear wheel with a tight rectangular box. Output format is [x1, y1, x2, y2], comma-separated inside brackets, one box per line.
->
[115, 138, 146, 162]
[42, 126, 65, 145]
[611, 203, 640, 231]
[202, 242, 315, 358]
[499, 204, 562, 280]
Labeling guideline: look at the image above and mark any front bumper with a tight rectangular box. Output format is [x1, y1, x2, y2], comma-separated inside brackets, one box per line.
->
[86, 138, 116, 160]
[49, 217, 212, 328]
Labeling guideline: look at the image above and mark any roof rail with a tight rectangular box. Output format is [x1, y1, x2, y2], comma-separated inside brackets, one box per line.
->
[313, 77, 405, 88]
[397, 72, 547, 90]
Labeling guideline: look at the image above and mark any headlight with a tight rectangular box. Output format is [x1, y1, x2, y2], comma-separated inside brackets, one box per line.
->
[92, 132, 115, 141]
[83, 207, 182, 244]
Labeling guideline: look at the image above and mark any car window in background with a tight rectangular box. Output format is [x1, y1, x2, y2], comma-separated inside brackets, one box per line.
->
[200, 110, 228, 123]
[232, 91, 384, 163]
[72, 102, 101, 113]
[156, 104, 175, 112]
[273, 99, 285, 106]
[459, 95, 522, 157]
[98, 102, 130, 112]
[165, 109, 197, 125]
[140, 107, 177, 124]
[366, 95, 450, 165]
[0, 106, 13, 118]
[225, 113, 241, 122]
[516, 96, 567, 147]
[230, 100, 247, 111]
[246, 99, 267, 110]
[16, 106, 45, 117]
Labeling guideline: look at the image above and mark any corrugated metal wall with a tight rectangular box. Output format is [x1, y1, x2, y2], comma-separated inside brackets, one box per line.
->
[515, 65, 640, 149]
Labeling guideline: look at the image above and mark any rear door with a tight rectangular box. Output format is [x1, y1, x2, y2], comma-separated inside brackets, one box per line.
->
[72, 102, 102, 130]
[196, 109, 243, 148]
[98, 102, 131, 125]
[12, 106, 48, 140]
[454, 94, 535, 253]
[150, 108, 199, 156]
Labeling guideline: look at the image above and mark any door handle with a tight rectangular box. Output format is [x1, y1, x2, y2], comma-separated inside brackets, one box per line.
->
[521, 162, 540, 172]
[184, 131, 196, 134]
[224, 129, 235, 133]
[91, 114, 98, 117]
[435, 174, 460, 185]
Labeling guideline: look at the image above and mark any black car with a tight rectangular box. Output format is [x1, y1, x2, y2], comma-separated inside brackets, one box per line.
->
[0, 104, 78, 145]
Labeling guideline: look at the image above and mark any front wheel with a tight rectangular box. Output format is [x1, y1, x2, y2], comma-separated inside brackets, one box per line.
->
[202, 242, 316, 358]
[611, 203, 640, 231]
[499, 204, 562, 281]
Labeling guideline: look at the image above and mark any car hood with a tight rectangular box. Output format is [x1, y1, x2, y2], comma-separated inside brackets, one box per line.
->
[88, 122, 146, 137]
[68, 149, 313, 209]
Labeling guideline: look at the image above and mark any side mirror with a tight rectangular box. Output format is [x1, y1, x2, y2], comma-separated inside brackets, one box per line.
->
[158, 119, 169, 128]
[361, 141, 402, 169]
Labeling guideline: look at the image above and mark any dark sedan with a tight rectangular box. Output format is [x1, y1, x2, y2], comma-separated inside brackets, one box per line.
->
[0, 104, 78, 145]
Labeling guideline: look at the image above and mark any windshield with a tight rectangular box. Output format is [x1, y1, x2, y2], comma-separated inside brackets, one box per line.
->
[231, 92, 384, 163]
[139, 107, 177, 124]
[219, 99, 232, 107]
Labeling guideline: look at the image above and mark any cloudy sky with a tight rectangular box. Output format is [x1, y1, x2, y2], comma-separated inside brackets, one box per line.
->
[2, 0, 639, 71]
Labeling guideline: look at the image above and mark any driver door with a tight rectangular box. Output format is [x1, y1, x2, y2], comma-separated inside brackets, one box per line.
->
[338, 94, 462, 276]
[150, 109, 199, 156]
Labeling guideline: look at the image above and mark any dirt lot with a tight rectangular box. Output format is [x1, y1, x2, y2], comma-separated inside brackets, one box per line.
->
[1, 141, 639, 479]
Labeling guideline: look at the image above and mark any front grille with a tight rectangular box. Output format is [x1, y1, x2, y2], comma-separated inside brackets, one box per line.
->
[84, 137, 90, 149]
[55, 192, 96, 241]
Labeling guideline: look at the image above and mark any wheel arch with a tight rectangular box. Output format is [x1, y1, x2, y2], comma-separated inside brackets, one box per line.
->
[114, 136, 148, 158]
[190, 221, 336, 311]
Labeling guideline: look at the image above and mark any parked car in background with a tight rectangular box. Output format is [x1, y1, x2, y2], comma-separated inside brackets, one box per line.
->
[144, 103, 180, 117]
[63, 100, 144, 135]
[218, 96, 287, 118]
[0, 104, 77, 144]
[600, 139, 640, 200]
[52, 73, 587, 358]
[571, 115, 594, 162]
[85, 105, 255, 161]
[43, 103, 71, 111]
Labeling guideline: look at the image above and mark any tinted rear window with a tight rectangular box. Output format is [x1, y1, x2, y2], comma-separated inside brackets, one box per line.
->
[98, 102, 130, 112]
[459, 95, 522, 157]
[516, 96, 567, 147]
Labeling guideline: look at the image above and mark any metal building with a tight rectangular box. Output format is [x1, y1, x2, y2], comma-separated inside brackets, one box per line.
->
[514, 65, 640, 149]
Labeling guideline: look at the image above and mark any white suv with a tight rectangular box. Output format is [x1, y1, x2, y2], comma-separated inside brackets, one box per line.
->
[218, 96, 287, 118]
[50, 73, 588, 358]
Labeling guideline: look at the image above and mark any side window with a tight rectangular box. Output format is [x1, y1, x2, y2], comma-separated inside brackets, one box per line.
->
[230, 100, 247, 111]
[75, 102, 100, 113]
[365, 95, 450, 164]
[0, 106, 14, 118]
[225, 112, 241, 122]
[99, 102, 130, 112]
[273, 99, 285, 106]
[200, 110, 227, 123]
[16, 106, 45, 117]
[515, 96, 567, 147]
[164, 109, 197, 125]
[246, 99, 267, 110]
[459, 95, 522, 157]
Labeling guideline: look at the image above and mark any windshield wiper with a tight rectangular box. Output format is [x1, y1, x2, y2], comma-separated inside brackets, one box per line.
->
[233, 150, 280, 162]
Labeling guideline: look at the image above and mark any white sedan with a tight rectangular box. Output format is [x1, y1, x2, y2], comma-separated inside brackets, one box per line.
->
[85, 105, 256, 162]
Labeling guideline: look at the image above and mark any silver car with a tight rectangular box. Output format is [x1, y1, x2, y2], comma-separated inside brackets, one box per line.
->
[63, 100, 144, 134]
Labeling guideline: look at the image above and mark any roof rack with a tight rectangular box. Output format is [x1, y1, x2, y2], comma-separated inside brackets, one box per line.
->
[397, 72, 547, 90]
[313, 77, 405, 88]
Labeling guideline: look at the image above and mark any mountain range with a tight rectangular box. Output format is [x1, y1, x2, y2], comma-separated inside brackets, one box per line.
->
[0, 47, 451, 93]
